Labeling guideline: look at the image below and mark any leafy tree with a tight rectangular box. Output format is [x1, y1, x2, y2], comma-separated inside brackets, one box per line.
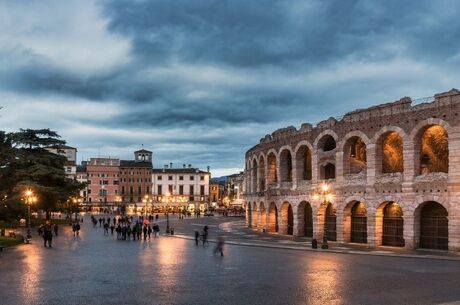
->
[1, 129, 84, 220]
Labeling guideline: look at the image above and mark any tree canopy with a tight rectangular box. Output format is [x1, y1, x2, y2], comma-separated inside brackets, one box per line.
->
[0, 129, 84, 220]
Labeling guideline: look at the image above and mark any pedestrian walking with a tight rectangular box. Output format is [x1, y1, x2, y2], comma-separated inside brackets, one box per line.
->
[194, 230, 199, 246]
[143, 225, 148, 240]
[53, 223, 58, 236]
[99, 217, 102, 227]
[104, 222, 109, 235]
[43, 222, 53, 248]
[153, 223, 159, 237]
[110, 224, 115, 235]
[213, 234, 225, 256]
[147, 225, 152, 239]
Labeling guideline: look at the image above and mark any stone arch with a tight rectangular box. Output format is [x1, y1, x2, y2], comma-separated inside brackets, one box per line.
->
[294, 141, 313, 181]
[266, 150, 278, 186]
[297, 201, 313, 237]
[318, 202, 337, 241]
[342, 133, 368, 175]
[343, 200, 367, 243]
[268, 202, 278, 233]
[247, 202, 253, 228]
[280, 202, 294, 235]
[410, 119, 449, 175]
[314, 129, 339, 151]
[258, 202, 266, 230]
[279, 147, 294, 182]
[320, 162, 336, 180]
[258, 154, 266, 191]
[375, 129, 404, 174]
[414, 201, 448, 250]
[375, 201, 404, 247]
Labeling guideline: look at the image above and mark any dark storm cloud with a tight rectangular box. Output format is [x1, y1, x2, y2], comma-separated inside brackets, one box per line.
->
[1, 0, 460, 174]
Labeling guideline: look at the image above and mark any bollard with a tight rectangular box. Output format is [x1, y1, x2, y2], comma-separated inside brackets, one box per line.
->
[311, 239, 318, 249]
[170, 228, 174, 235]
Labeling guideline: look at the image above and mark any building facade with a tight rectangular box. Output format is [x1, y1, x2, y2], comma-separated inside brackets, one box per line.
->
[152, 164, 210, 212]
[226, 172, 244, 207]
[209, 181, 224, 207]
[244, 89, 460, 252]
[86, 158, 120, 205]
[46, 145, 78, 180]
[119, 149, 153, 205]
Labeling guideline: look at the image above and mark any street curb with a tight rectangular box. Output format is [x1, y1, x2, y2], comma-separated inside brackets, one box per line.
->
[166, 234, 460, 262]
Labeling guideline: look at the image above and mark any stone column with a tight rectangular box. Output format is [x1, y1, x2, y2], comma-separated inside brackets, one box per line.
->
[336, 211, 344, 243]
[312, 151, 319, 183]
[367, 207, 376, 247]
[366, 144, 377, 186]
[404, 214, 415, 249]
[292, 158, 298, 190]
[335, 151, 344, 184]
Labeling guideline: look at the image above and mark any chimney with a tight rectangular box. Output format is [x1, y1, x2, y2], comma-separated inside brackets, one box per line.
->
[183, 164, 186, 169]
[188, 164, 192, 168]
[207, 166, 210, 172]
[170, 162, 173, 169]
[164, 164, 168, 169]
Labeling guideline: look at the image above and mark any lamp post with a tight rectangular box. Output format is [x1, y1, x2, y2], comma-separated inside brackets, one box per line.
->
[142, 195, 152, 220]
[161, 192, 172, 233]
[313, 183, 334, 249]
[24, 190, 37, 241]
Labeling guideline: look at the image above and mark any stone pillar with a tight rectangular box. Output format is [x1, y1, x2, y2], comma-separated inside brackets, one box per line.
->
[336, 211, 344, 243]
[367, 207, 376, 247]
[292, 158, 298, 190]
[335, 151, 344, 184]
[448, 127, 460, 191]
[403, 140, 416, 183]
[276, 157, 281, 188]
[312, 152, 319, 183]
[293, 204, 300, 236]
[404, 214, 415, 249]
[448, 215, 460, 252]
[366, 144, 377, 185]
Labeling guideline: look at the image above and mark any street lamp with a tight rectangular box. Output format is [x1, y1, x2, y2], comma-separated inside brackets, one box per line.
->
[24, 189, 37, 242]
[161, 192, 173, 233]
[313, 183, 334, 249]
[142, 194, 152, 219]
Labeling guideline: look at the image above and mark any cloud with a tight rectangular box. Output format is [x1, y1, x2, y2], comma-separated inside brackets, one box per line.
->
[1, 0, 460, 176]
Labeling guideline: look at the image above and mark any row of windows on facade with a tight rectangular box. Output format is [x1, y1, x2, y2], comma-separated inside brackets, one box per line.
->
[89, 185, 207, 196]
[86, 195, 206, 203]
[83, 174, 206, 181]
[157, 175, 206, 181]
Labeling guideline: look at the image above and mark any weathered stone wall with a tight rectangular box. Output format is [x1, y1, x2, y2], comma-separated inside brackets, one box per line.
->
[243, 89, 460, 252]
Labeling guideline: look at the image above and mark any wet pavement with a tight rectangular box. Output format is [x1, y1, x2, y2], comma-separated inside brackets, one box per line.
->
[1, 214, 460, 305]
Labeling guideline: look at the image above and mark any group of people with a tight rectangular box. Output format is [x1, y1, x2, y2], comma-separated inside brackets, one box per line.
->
[37, 222, 56, 247]
[91, 215, 161, 241]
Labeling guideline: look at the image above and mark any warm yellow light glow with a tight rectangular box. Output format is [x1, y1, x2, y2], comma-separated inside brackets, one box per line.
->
[321, 183, 329, 192]
[313, 194, 319, 201]
[326, 194, 333, 202]
[25, 190, 33, 197]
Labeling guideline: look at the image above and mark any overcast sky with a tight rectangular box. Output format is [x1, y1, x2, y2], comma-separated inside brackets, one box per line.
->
[1, 0, 459, 177]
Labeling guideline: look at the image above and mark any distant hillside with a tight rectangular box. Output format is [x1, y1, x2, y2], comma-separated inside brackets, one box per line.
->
[210, 176, 228, 183]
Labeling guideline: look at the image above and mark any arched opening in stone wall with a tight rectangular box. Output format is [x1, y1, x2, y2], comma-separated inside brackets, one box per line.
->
[258, 202, 266, 230]
[378, 131, 404, 174]
[247, 202, 253, 228]
[297, 201, 313, 237]
[267, 152, 278, 186]
[416, 125, 449, 175]
[350, 202, 367, 243]
[325, 203, 337, 241]
[416, 201, 448, 250]
[295, 145, 312, 181]
[280, 202, 294, 235]
[321, 163, 336, 180]
[376, 201, 404, 247]
[318, 135, 336, 151]
[268, 202, 278, 233]
[343, 137, 367, 175]
[279, 149, 293, 182]
[252, 159, 258, 193]
[258, 157, 266, 191]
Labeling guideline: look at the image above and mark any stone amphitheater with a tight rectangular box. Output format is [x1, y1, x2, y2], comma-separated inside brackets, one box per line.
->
[243, 88, 460, 252]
